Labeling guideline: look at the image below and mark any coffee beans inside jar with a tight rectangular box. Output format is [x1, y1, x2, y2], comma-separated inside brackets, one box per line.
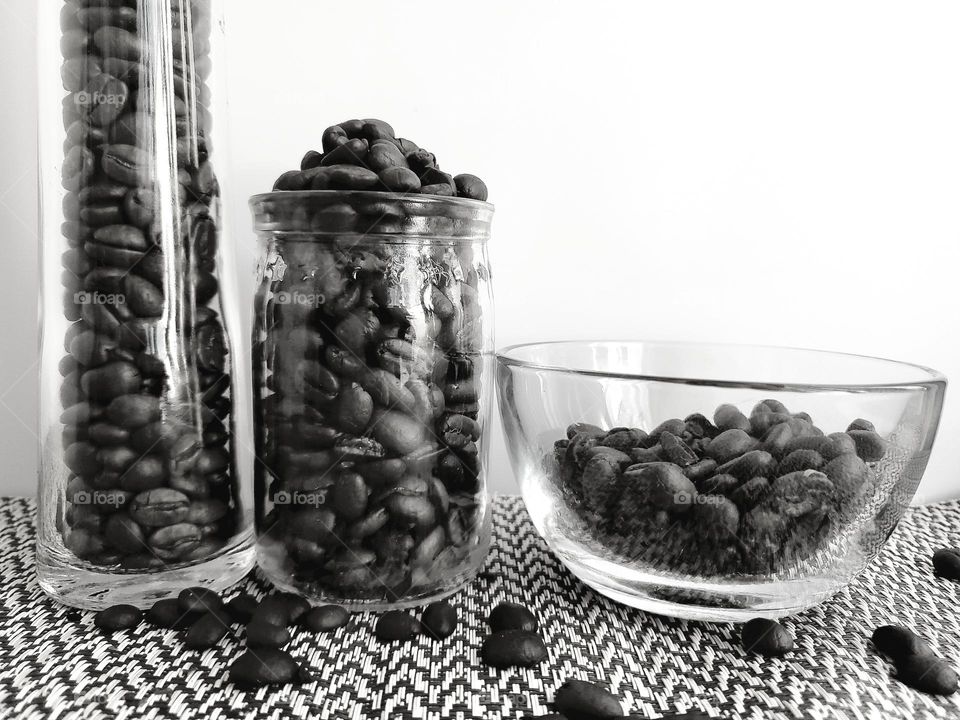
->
[551, 401, 888, 575]
[252, 124, 494, 604]
[49, 0, 247, 573]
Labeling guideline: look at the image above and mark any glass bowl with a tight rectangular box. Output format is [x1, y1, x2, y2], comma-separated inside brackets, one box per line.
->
[496, 341, 946, 621]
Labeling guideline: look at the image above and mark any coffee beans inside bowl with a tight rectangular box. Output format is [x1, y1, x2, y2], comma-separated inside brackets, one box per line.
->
[552, 400, 888, 576]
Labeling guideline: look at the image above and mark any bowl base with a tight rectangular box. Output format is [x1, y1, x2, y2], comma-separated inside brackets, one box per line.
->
[553, 541, 844, 623]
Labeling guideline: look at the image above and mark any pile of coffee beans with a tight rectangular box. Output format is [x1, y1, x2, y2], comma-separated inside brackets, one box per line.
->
[94, 587, 348, 687]
[481, 601, 548, 668]
[272, 119, 488, 201]
[255, 123, 492, 603]
[552, 400, 888, 575]
[872, 625, 959, 696]
[57, 1, 242, 568]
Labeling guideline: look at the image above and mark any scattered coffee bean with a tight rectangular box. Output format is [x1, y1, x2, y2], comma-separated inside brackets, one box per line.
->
[488, 601, 538, 633]
[553, 679, 623, 720]
[932, 548, 960, 581]
[246, 620, 292, 649]
[178, 586, 224, 614]
[228, 648, 312, 688]
[741, 618, 793, 657]
[300, 605, 350, 633]
[421, 600, 458, 639]
[375, 611, 422, 642]
[226, 594, 259, 624]
[145, 598, 198, 629]
[896, 655, 959, 696]
[94, 604, 142, 631]
[184, 612, 230, 650]
[871, 625, 934, 662]
[481, 630, 548, 668]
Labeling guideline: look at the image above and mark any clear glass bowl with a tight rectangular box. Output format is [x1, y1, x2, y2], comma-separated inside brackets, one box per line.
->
[496, 341, 946, 621]
[249, 190, 495, 609]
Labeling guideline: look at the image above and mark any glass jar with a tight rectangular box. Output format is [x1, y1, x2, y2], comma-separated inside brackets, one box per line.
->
[37, 0, 254, 609]
[250, 191, 495, 608]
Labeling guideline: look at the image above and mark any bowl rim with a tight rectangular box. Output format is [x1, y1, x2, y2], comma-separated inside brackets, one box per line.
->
[495, 339, 948, 392]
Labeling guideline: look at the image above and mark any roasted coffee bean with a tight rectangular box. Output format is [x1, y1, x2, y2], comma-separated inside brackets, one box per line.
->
[229, 649, 312, 687]
[847, 418, 876, 433]
[897, 655, 959, 695]
[301, 605, 350, 633]
[94, 604, 142, 631]
[848, 429, 887, 462]
[872, 625, 934, 662]
[148, 522, 201, 560]
[489, 602, 538, 633]
[714, 404, 752, 433]
[185, 612, 230, 649]
[741, 618, 793, 656]
[420, 601, 457, 639]
[454, 174, 488, 201]
[932, 548, 960, 581]
[375, 611, 422, 642]
[130, 488, 191, 527]
[178, 586, 224, 614]
[225, 594, 259, 624]
[145, 598, 196, 629]
[622, 463, 696, 513]
[246, 620, 291, 649]
[553, 679, 623, 720]
[103, 514, 146, 554]
[706, 429, 756, 464]
[481, 630, 548, 668]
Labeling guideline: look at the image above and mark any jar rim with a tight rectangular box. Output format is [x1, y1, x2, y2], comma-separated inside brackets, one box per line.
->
[249, 190, 494, 240]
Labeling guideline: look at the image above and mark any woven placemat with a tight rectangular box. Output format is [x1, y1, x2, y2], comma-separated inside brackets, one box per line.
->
[1, 495, 959, 720]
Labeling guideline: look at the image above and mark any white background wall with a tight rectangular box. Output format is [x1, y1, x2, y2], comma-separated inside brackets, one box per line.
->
[1, 0, 958, 500]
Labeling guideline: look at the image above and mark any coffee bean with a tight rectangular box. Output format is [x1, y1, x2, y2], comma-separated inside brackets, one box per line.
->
[226, 594, 259, 624]
[178, 586, 224, 614]
[145, 598, 196, 629]
[130, 488, 191, 527]
[714, 404, 752, 433]
[94, 604, 142, 631]
[246, 620, 291, 649]
[420, 601, 457, 639]
[848, 430, 887, 462]
[933, 548, 960, 581]
[454, 174, 488, 201]
[481, 630, 548, 668]
[184, 612, 230, 649]
[553, 679, 623, 720]
[228, 649, 311, 687]
[622, 463, 697, 514]
[301, 605, 350, 633]
[741, 618, 793, 656]
[706, 429, 756, 464]
[897, 655, 959, 695]
[375, 611, 422, 642]
[489, 602, 538, 633]
[148, 523, 201, 560]
[847, 418, 876, 433]
[872, 625, 934, 662]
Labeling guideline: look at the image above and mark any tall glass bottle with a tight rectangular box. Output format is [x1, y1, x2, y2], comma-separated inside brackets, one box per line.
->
[37, 0, 253, 609]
